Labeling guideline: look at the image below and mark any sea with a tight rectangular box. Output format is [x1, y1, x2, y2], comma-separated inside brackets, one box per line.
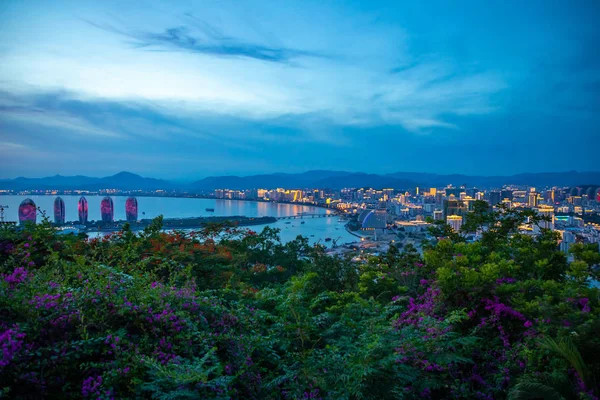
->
[1, 195, 358, 247]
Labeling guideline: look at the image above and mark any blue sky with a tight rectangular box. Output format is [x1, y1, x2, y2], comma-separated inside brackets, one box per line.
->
[0, 0, 598, 179]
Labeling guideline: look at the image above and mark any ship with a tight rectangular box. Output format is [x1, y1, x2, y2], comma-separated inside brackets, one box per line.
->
[301, 221, 305, 224]
[324, 237, 332, 242]
[205, 208, 215, 212]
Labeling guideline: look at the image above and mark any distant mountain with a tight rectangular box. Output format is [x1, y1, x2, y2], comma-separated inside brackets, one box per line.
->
[1, 170, 598, 192]
[385, 171, 600, 188]
[0, 172, 175, 191]
[191, 170, 352, 190]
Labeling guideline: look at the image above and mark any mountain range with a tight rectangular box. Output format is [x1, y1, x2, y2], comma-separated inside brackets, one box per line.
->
[1, 170, 599, 191]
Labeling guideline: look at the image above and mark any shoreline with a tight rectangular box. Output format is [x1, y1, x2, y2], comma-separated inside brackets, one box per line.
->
[0, 193, 336, 214]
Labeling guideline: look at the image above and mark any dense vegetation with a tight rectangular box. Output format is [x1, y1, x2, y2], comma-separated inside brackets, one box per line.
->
[1, 204, 599, 399]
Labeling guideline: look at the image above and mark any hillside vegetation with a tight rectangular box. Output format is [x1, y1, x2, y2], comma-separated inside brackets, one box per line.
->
[1, 205, 599, 399]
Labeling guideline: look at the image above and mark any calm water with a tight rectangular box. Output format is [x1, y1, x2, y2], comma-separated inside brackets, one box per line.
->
[1, 195, 357, 246]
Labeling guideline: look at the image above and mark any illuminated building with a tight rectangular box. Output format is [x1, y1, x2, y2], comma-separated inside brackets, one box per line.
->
[534, 205, 555, 233]
[528, 192, 539, 208]
[430, 188, 437, 196]
[54, 197, 65, 224]
[125, 197, 138, 222]
[18, 198, 36, 224]
[100, 197, 114, 223]
[445, 187, 463, 197]
[433, 210, 444, 221]
[446, 215, 463, 232]
[443, 198, 467, 218]
[78, 197, 88, 224]
[361, 209, 387, 233]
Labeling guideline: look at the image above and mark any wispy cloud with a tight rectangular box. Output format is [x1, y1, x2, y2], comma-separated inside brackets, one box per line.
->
[0, 104, 121, 138]
[86, 16, 321, 64]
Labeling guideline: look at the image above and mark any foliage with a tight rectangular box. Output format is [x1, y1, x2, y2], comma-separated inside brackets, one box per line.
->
[0, 208, 599, 399]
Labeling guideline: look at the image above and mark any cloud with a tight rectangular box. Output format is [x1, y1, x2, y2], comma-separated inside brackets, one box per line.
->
[0, 141, 28, 151]
[85, 16, 322, 64]
[0, 104, 121, 138]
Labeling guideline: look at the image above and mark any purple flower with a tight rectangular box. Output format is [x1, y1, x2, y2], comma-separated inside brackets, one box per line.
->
[3, 267, 29, 287]
[1, 326, 26, 368]
[81, 375, 102, 397]
[579, 298, 590, 313]
[524, 321, 533, 328]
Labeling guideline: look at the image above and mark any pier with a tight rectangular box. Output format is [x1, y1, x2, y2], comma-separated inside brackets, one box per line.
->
[276, 213, 337, 220]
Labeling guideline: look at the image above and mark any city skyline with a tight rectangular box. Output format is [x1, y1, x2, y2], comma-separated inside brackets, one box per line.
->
[1, 0, 599, 178]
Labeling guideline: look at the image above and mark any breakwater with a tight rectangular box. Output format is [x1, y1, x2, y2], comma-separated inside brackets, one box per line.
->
[68, 216, 277, 232]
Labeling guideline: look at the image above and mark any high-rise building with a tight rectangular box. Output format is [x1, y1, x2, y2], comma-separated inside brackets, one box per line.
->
[433, 210, 443, 221]
[446, 215, 463, 232]
[101, 197, 114, 223]
[489, 191, 501, 206]
[443, 198, 467, 218]
[445, 187, 464, 197]
[125, 197, 138, 222]
[544, 190, 555, 203]
[435, 192, 444, 205]
[78, 196, 88, 224]
[528, 192, 539, 208]
[534, 205, 555, 233]
[54, 197, 65, 224]
[500, 190, 513, 201]
[19, 198, 36, 224]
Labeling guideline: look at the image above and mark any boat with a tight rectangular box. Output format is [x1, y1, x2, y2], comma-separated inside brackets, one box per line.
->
[301, 221, 305, 224]
[284, 221, 291, 224]
[324, 237, 332, 242]
[205, 208, 215, 212]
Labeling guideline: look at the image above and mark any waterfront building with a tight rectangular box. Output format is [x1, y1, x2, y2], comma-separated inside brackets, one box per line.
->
[125, 197, 138, 222]
[54, 197, 65, 224]
[101, 197, 114, 223]
[78, 196, 88, 224]
[18, 198, 36, 224]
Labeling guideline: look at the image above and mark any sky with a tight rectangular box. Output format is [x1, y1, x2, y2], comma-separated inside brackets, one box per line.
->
[0, 0, 598, 179]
